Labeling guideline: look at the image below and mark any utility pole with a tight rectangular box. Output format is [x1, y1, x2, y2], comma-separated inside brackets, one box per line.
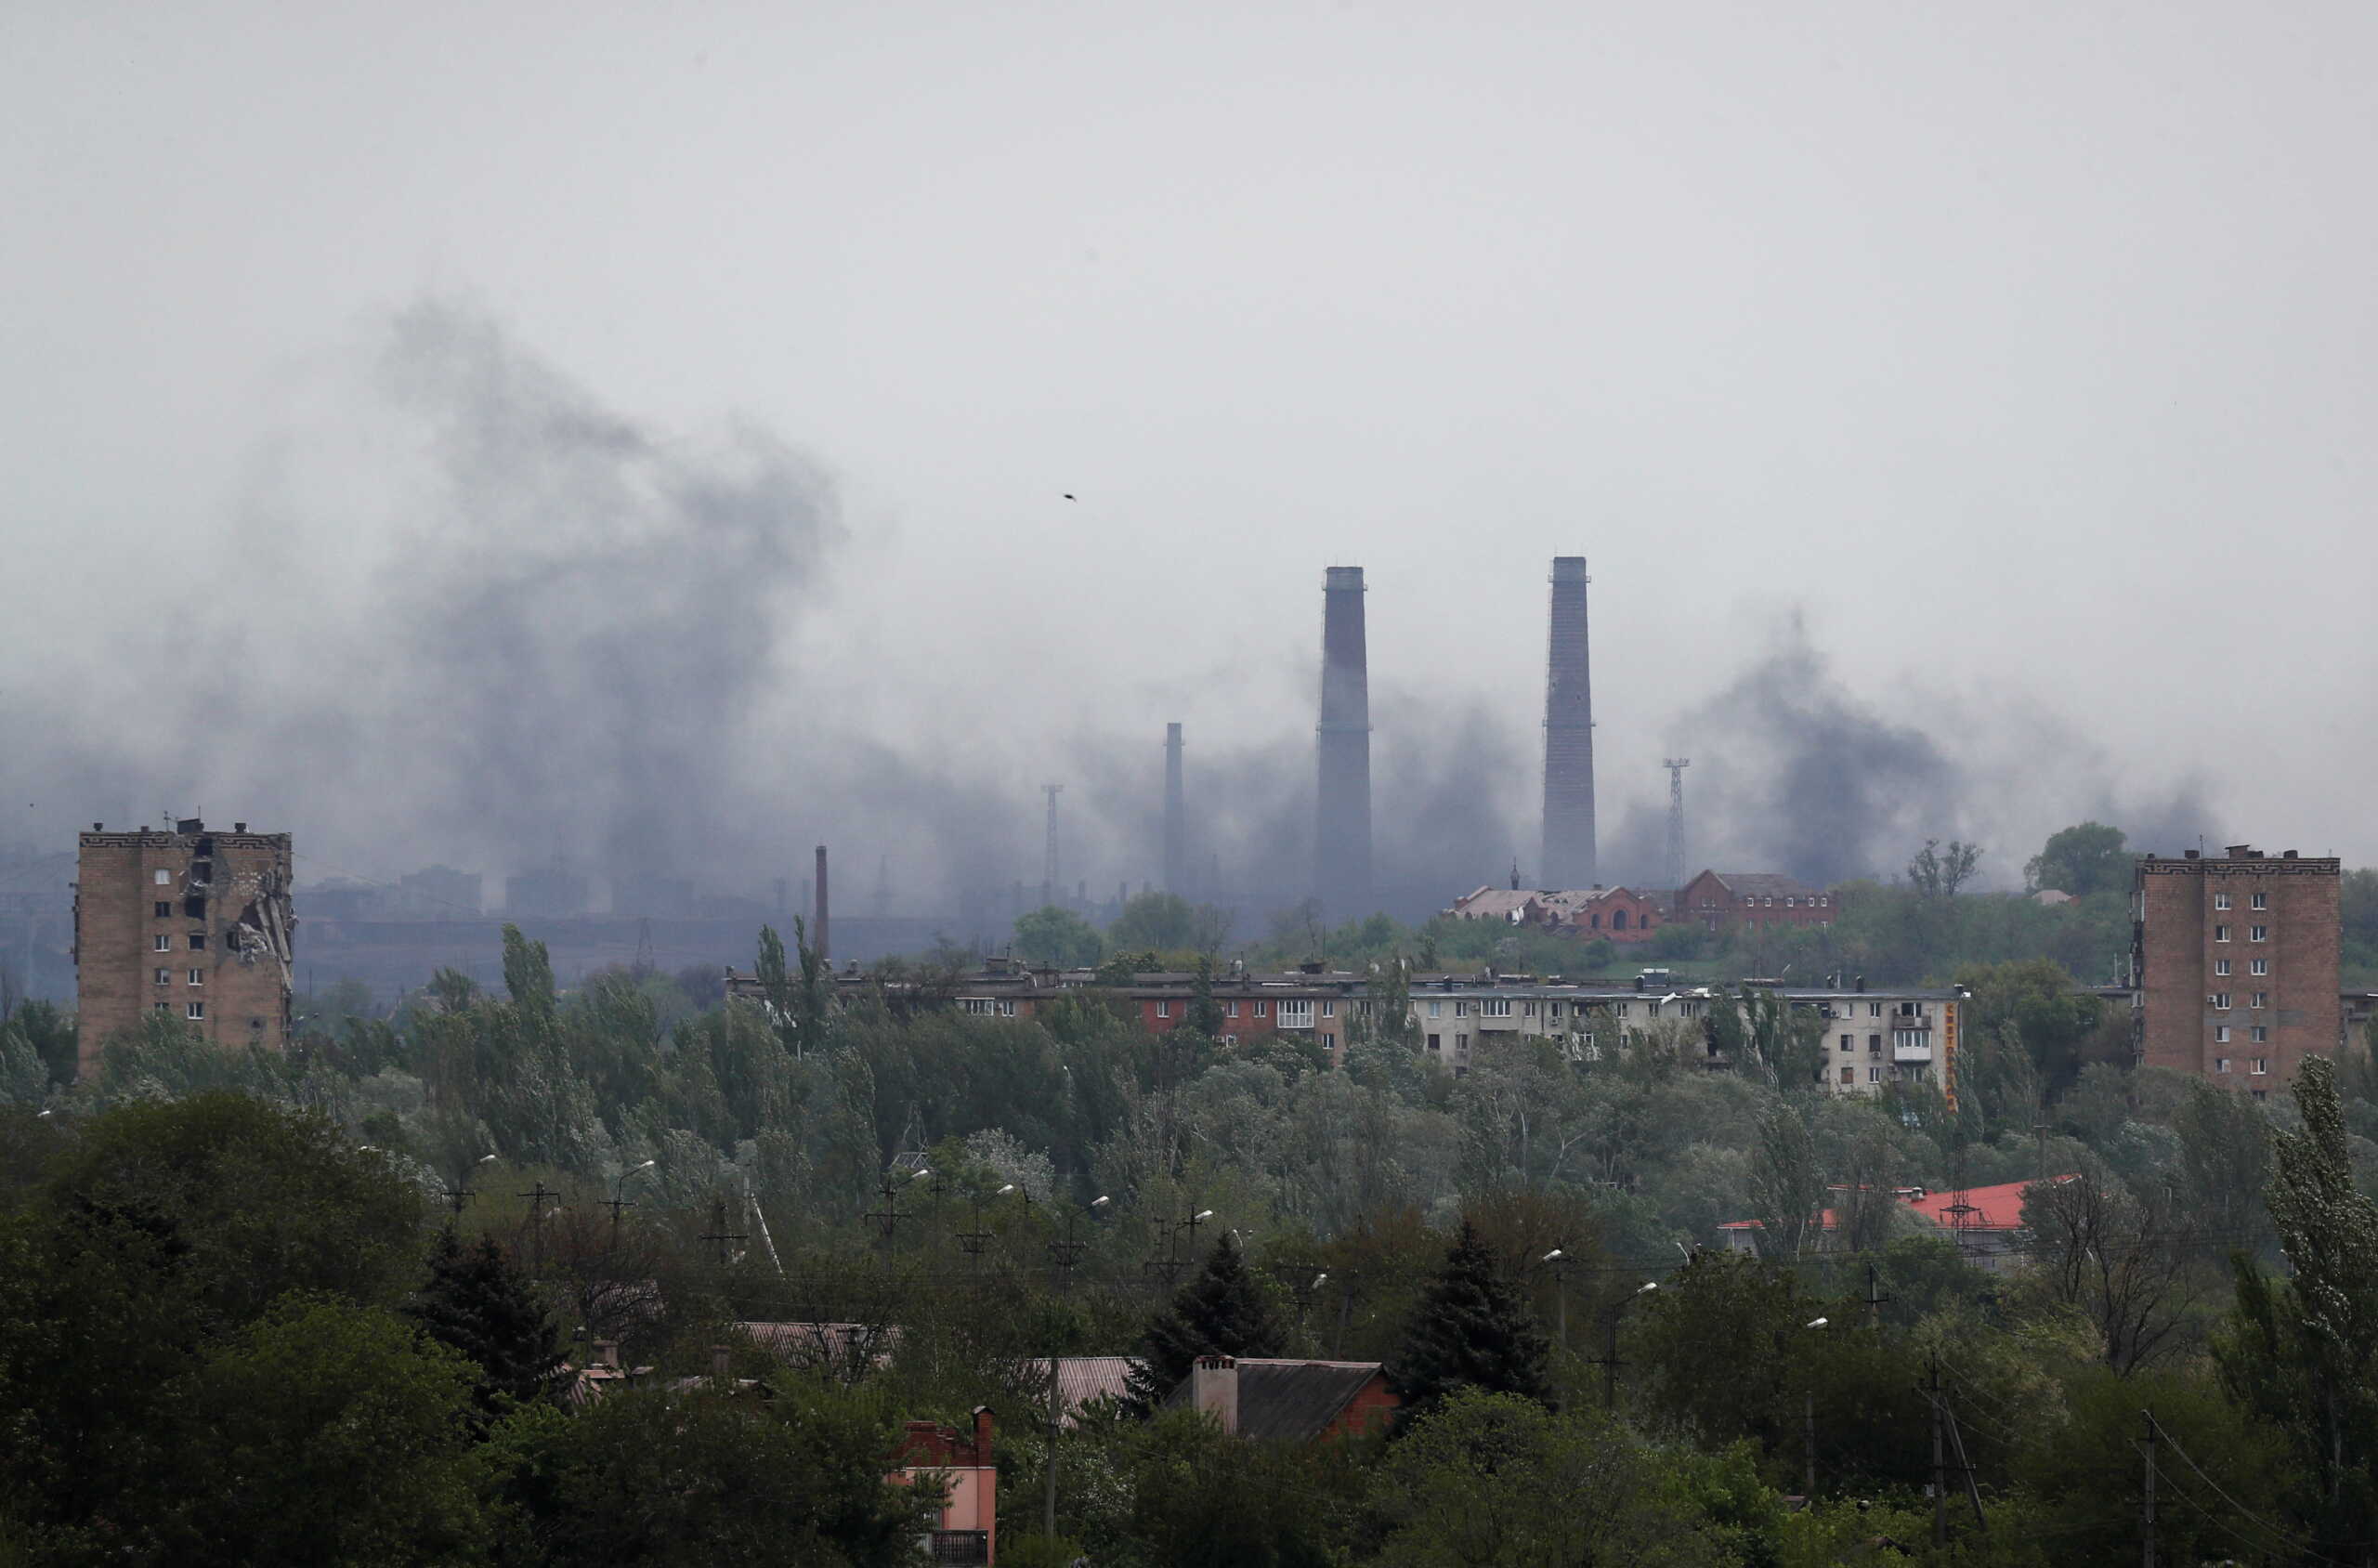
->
[699, 1198, 746, 1269]
[1931, 1354, 1949, 1548]
[1663, 759, 1691, 894]
[2140, 1409, 2157, 1568]
[1866, 1261, 1889, 1332]
[518, 1182, 560, 1276]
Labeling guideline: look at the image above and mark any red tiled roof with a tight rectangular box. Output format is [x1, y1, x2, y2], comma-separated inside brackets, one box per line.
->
[1719, 1176, 2075, 1236]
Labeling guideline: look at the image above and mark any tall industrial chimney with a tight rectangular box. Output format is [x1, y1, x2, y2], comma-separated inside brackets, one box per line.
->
[814, 844, 830, 963]
[1163, 723, 1186, 895]
[1315, 566, 1373, 916]
[1540, 556, 1597, 888]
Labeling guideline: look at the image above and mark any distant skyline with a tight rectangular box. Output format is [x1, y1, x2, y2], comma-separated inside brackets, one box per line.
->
[6, 3, 2371, 908]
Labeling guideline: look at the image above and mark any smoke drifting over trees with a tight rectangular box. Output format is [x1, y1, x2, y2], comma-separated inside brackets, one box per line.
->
[3, 306, 2219, 919]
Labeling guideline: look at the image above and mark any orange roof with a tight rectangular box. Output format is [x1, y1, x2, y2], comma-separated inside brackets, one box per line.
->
[1719, 1176, 2075, 1236]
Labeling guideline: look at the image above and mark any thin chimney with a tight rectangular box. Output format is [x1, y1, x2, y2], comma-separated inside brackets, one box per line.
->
[1540, 556, 1597, 889]
[1163, 722, 1187, 895]
[1315, 567, 1374, 917]
[814, 844, 830, 963]
[1192, 1354, 1240, 1434]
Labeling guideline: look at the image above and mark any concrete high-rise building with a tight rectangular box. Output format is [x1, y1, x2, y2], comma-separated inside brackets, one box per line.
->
[1315, 566, 1373, 916]
[1163, 722, 1186, 895]
[72, 819, 294, 1078]
[2132, 844, 2340, 1095]
[1540, 556, 1596, 888]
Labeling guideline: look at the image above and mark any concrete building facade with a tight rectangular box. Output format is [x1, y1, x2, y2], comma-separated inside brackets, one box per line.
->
[2132, 844, 2341, 1095]
[72, 819, 294, 1076]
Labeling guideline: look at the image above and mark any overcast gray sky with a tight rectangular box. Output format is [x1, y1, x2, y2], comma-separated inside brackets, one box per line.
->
[5, 2, 2372, 908]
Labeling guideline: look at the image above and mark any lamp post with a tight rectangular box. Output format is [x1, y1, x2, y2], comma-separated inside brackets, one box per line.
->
[607, 1159, 657, 1248]
[1595, 1280, 1659, 1409]
[1045, 1194, 1110, 1542]
[1801, 1316, 1829, 1498]
[1541, 1249, 1570, 1350]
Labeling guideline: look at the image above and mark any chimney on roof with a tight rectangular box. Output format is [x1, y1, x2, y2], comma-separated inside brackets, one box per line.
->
[1855, 974, 1866, 993]
[592, 1339, 620, 1369]
[1164, 722, 1187, 895]
[711, 1344, 733, 1382]
[1193, 1354, 1240, 1434]
[1540, 556, 1597, 888]
[1315, 567, 1373, 919]
[972, 1405, 994, 1461]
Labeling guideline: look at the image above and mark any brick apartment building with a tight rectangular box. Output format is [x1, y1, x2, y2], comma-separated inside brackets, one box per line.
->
[1674, 870, 1836, 934]
[2132, 844, 2340, 1094]
[73, 819, 294, 1076]
[1446, 885, 1664, 942]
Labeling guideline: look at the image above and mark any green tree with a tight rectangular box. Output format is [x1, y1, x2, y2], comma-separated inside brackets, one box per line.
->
[1186, 952, 1226, 1037]
[483, 1379, 936, 1568]
[502, 924, 556, 1017]
[1907, 838, 1982, 897]
[1124, 1233, 1289, 1413]
[1108, 892, 1228, 955]
[1013, 905, 1105, 968]
[406, 1229, 565, 1428]
[1747, 1100, 1824, 1259]
[163, 1295, 487, 1567]
[2025, 821, 2132, 897]
[2216, 1056, 2378, 1545]
[1367, 1388, 1772, 1567]
[1389, 1219, 1554, 1428]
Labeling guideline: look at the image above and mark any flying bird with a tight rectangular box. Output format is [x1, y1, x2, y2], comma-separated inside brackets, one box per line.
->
[1062, 493, 1076, 501]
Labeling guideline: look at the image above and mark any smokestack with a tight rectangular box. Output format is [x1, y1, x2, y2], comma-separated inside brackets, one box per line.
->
[814, 844, 830, 963]
[1540, 556, 1596, 889]
[1316, 566, 1373, 917]
[1163, 722, 1186, 895]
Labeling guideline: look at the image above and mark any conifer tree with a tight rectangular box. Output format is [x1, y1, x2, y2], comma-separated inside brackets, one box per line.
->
[1124, 1233, 1288, 1414]
[1389, 1219, 1555, 1431]
[406, 1229, 564, 1427]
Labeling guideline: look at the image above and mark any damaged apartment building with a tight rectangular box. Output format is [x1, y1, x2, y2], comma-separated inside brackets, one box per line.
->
[72, 819, 294, 1078]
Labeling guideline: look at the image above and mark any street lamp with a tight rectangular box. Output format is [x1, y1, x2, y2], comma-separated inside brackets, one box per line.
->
[608, 1159, 657, 1246]
[1596, 1280, 1659, 1409]
[1799, 1316, 1830, 1497]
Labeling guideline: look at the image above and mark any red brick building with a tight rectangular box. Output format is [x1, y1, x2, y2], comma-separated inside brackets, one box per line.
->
[2133, 844, 2340, 1094]
[1446, 885, 1663, 942]
[72, 819, 294, 1077]
[1673, 870, 1835, 934]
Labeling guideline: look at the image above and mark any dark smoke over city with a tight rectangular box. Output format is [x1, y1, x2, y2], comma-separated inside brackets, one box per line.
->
[2, 305, 2220, 939]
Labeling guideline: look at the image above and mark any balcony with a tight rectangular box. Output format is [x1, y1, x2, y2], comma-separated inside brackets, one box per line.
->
[1891, 1034, 1933, 1063]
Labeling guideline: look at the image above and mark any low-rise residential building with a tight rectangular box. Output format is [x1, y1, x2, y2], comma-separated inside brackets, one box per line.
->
[1674, 870, 1836, 934]
[889, 1408, 998, 1566]
[1718, 1176, 2072, 1274]
[1446, 885, 1663, 941]
[1171, 1354, 1398, 1442]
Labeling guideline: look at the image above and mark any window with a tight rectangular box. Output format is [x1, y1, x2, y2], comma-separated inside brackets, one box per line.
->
[1868, 1065, 1882, 1083]
[999, 1000, 1016, 1017]
[1785, 895, 1797, 908]
[2251, 892, 2267, 910]
[2215, 1025, 2231, 1043]
[1868, 1002, 1883, 1019]
[1456, 1033, 1470, 1052]
[1454, 1000, 1469, 1017]
[183, 896, 204, 920]
[1549, 1002, 1562, 1019]
[960, 998, 994, 1015]
[1869, 1034, 1882, 1053]
[2214, 892, 2230, 910]
[153, 968, 171, 985]
[187, 969, 203, 987]
[2215, 1056, 2231, 1074]
[189, 934, 205, 950]
[186, 1001, 204, 1020]
[1428, 1001, 1442, 1018]
[2214, 992, 2232, 1010]
[1277, 1000, 1315, 1029]
[1156, 1000, 1170, 1018]
[2250, 925, 2267, 942]
[2215, 959, 2231, 976]
[2251, 958, 2268, 976]
[1253, 1000, 1267, 1017]
[1427, 1033, 1441, 1051]
[1482, 999, 1512, 1017]
[2253, 1090, 2268, 1103]
[1321, 1000, 1334, 1017]
[1839, 1065, 1854, 1084]
[2251, 1057, 2269, 1076]
[2215, 925, 2230, 942]
[153, 934, 171, 952]
[1225, 1000, 1238, 1018]
[1893, 1029, 1926, 1051]
[154, 869, 171, 886]
[1840, 1034, 1854, 1053]
[1618, 1002, 1631, 1018]
[2251, 1026, 2268, 1042]
[2252, 991, 2268, 1009]
[153, 901, 172, 919]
